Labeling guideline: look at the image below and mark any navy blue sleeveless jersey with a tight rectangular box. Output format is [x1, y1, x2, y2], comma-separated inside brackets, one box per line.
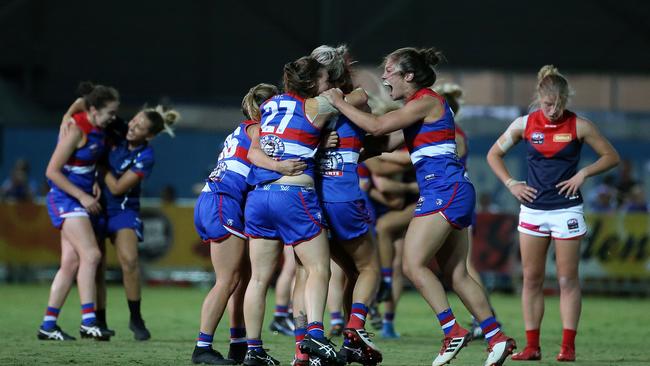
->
[523, 109, 583, 210]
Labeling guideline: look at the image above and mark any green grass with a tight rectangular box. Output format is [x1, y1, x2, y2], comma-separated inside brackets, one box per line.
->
[1, 284, 649, 365]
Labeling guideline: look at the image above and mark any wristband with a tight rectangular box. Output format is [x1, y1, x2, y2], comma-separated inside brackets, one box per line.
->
[505, 178, 526, 188]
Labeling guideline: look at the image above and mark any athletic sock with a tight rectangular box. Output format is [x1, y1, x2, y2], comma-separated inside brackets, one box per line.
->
[247, 338, 263, 351]
[347, 303, 368, 329]
[274, 304, 289, 320]
[383, 312, 395, 325]
[230, 327, 247, 344]
[436, 308, 457, 335]
[526, 329, 540, 349]
[561, 328, 576, 350]
[307, 321, 325, 340]
[381, 267, 393, 285]
[330, 311, 344, 326]
[81, 303, 96, 326]
[128, 299, 142, 322]
[196, 331, 213, 348]
[42, 306, 60, 330]
[480, 316, 504, 344]
[95, 308, 106, 325]
[294, 327, 307, 353]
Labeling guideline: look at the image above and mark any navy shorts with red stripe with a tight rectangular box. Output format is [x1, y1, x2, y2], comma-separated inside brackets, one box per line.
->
[414, 182, 476, 229]
[194, 191, 246, 243]
[245, 184, 325, 246]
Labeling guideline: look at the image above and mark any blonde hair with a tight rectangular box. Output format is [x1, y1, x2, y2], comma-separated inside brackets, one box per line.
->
[433, 83, 464, 114]
[143, 105, 180, 137]
[311, 44, 353, 92]
[241, 83, 279, 121]
[533, 65, 572, 110]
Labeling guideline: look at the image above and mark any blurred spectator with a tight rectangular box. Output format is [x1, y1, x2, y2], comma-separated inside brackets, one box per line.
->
[0, 158, 37, 202]
[587, 175, 617, 212]
[160, 184, 177, 204]
[478, 191, 501, 213]
[621, 184, 648, 213]
[615, 159, 637, 207]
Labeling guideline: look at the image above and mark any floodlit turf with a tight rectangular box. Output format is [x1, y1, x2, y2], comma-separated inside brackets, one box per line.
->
[1, 284, 648, 365]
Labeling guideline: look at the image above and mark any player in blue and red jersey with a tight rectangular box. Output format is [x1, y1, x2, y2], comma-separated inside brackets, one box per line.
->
[324, 47, 516, 366]
[310, 44, 383, 365]
[192, 83, 308, 365]
[99, 106, 180, 341]
[39, 82, 119, 341]
[242, 57, 346, 366]
[60, 97, 180, 341]
[487, 65, 619, 362]
[435, 82, 495, 340]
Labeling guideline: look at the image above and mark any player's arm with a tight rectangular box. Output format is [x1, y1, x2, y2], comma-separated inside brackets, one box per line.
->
[323, 88, 437, 136]
[369, 187, 404, 210]
[556, 118, 620, 196]
[246, 123, 307, 176]
[103, 170, 141, 196]
[61, 98, 86, 125]
[378, 150, 411, 165]
[486, 116, 537, 203]
[45, 124, 102, 214]
[372, 175, 418, 195]
[365, 155, 411, 176]
[455, 131, 467, 158]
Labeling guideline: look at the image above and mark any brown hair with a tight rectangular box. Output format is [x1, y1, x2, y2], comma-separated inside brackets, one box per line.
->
[282, 56, 324, 98]
[385, 47, 444, 89]
[241, 83, 279, 121]
[77, 81, 119, 110]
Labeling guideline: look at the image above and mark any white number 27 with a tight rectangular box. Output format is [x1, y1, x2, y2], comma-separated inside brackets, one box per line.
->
[261, 100, 296, 134]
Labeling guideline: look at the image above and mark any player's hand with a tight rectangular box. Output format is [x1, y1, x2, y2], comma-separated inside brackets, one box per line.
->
[407, 182, 419, 194]
[322, 131, 339, 148]
[80, 193, 102, 215]
[556, 170, 586, 198]
[509, 182, 537, 203]
[322, 88, 344, 106]
[276, 158, 307, 176]
[92, 182, 102, 200]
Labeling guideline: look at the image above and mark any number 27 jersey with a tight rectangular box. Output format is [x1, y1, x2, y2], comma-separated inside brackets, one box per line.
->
[247, 93, 321, 186]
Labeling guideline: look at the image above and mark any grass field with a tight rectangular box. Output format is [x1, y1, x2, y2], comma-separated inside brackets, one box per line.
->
[1, 284, 648, 365]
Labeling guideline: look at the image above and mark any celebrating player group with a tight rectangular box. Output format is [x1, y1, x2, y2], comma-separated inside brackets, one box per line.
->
[38, 44, 619, 366]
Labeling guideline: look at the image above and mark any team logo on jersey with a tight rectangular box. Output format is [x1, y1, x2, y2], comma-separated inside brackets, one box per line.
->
[567, 218, 579, 231]
[435, 198, 443, 206]
[553, 133, 572, 142]
[120, 159, 133, 170]
[208, 161, 227, 182]
[416, 196, 425, 210]
[531, 132, 545, 144]
[227, 218, 234, 226]
[320, 151, 344, 176]
[260, 134, 285, 158]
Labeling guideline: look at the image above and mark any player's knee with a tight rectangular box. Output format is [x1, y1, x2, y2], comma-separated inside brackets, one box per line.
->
[120, 255, 139, 274]
[402, 261, 417, 282]
[61, 256, 80, 274]
[558, 275, 579, 291]
[81, 248, 102, 267]
[522, 273, 545, 289]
